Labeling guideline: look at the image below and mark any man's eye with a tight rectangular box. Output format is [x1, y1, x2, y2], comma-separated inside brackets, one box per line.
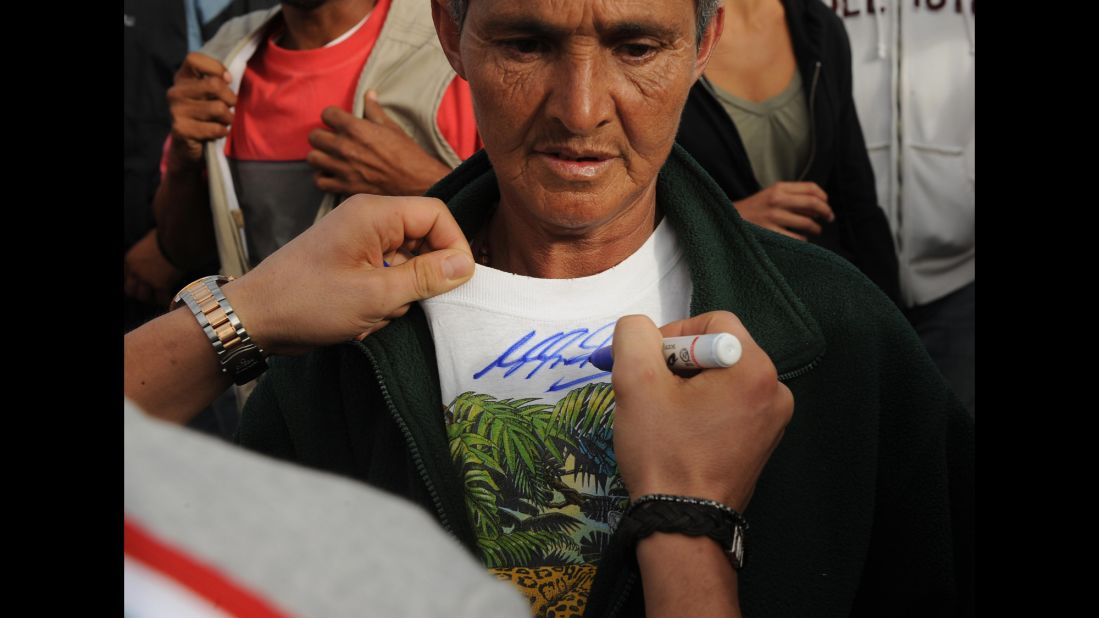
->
[618, 44, 656, 60]
[502, 39, 543, 56]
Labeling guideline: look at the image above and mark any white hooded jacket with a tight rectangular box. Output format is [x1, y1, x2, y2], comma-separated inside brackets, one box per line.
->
[826, 0, 974, 306]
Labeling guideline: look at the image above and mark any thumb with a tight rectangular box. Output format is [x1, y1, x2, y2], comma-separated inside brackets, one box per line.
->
[611, 314, 670, 383]
[383, 248, 475, 304]
[362, 90, 399, 127]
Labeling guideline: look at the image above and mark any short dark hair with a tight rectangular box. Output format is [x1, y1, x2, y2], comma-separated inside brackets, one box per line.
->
[444, 0, 721, 46]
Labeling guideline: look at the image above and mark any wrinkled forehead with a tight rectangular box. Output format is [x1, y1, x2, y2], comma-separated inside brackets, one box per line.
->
[462, 0, 698, 38]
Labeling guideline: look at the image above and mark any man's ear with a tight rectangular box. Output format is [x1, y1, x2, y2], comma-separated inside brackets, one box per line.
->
[431, 0, 466, 78]
[692, 5, 724, 81]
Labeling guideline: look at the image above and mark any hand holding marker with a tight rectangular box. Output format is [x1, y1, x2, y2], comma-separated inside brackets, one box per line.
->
[589, 333, 743, 372]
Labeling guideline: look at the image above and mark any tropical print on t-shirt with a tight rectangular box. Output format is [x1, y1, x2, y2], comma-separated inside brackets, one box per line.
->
[423, 220, 692, 617]
[445, 381, 628, 618]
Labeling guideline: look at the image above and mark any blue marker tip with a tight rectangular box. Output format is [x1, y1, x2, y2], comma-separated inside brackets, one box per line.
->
[587, 333, 743, 373]
[383, 260, 390, 268]
[589, 346, 614, 371]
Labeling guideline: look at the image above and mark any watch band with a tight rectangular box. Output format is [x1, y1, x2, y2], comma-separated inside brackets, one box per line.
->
[171, 276, 268, 385]
[618, 494, 748, 570]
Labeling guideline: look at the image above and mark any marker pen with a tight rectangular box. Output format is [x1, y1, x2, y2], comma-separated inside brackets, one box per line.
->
[588, 332, 743, 372]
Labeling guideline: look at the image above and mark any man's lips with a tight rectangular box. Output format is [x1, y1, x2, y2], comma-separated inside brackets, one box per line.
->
[535, 146, 616, 162]
[534, 146, 617, 179]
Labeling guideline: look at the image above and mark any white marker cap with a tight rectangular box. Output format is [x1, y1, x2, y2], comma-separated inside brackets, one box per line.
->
[706, 332, 743, 367]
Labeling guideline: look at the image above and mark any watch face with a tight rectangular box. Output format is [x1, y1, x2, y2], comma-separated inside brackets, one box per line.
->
[230, 352, 268, 385]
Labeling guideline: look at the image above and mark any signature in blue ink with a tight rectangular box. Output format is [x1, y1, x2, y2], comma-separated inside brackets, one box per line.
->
[474, 322, 614, 392]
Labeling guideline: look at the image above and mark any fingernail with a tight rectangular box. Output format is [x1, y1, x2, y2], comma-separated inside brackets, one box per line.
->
[223, 71, 232, 82]
[367, 90, 378, 101]
[443, 253, 474, 280]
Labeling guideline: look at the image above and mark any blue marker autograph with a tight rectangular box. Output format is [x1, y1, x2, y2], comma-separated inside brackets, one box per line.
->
[588, 333, 743, 372]
[474, 323, 614, 392]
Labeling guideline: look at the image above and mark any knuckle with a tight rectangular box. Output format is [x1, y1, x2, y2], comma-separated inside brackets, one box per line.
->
[411, 258, 436, 297]
[777, 385, 795, 424]
[712, 309, 744, 332]
[344, 193, 371, 210]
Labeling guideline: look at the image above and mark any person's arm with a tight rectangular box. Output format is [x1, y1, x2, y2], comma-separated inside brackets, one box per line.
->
[124, 299, 234, 423]
[637, 534, 741, 617]
[125, 194, 476, 424]
[123, 227, 183, 306]
[153, 52, 236, 271]
[610, 312, 794, 617]
[153, 147, 217, 270]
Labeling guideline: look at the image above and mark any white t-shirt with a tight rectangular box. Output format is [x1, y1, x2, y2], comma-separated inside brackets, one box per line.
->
[420, 217, 692, 617]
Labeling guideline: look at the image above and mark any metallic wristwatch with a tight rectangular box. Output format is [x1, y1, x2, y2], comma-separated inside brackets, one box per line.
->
[171, 275, 268, 385]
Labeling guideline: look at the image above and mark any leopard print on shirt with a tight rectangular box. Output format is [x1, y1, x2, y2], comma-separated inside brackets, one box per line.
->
[490, 564, 596, 618]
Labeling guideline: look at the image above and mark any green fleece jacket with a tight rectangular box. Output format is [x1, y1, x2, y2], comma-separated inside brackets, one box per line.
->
[238, 145, 974, 617]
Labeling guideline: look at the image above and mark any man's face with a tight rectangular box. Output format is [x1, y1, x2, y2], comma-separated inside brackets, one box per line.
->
[439, 0, 717, 235]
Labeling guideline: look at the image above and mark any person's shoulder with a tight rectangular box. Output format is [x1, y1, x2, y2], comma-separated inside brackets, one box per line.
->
[791, 0, 852, 58]
[796, 0, 845, 31]
[752, 226, 864, 283]
[751, 225, 901, 322]
[264, 343, 353, 383]
[248, 343, 361, 411]
[199, 6, 280, 61]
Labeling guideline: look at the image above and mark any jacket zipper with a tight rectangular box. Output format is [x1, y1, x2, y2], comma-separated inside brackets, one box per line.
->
[778, 351, 824, 382]
[796, 61, 822, 181]
[606, 571, 638, 618]
[355, 341, 455, 536]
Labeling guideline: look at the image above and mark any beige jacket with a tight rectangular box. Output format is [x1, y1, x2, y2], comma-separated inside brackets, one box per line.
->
[199, 0, 462, 277]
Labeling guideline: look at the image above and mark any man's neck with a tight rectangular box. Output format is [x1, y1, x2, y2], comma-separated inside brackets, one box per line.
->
[486, 187, 660, 279]
[279, 0, 375, 50]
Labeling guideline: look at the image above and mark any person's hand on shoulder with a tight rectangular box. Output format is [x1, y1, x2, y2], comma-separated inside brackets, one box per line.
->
[733, 181, 834, 242]
[224, 194, 475, 356]
[307, 91, 452, 197]
[125, 194, 476, 422]
[165, 52, 237, 171]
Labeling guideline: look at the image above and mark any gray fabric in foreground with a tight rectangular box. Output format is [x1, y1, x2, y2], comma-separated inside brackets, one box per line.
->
[124, 399, 527, 617]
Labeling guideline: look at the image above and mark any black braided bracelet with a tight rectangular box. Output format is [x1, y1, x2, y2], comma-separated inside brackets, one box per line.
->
[617, 494, 748, 570]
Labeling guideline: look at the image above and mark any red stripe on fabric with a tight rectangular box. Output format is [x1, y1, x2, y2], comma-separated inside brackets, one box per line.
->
[124, 518, 292, 618]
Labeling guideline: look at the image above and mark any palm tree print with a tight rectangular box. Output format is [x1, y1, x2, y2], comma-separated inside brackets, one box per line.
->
[446, 382, 630, 569]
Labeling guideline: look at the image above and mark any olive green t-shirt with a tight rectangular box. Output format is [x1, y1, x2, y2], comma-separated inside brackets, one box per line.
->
[710, 71, 810, 187]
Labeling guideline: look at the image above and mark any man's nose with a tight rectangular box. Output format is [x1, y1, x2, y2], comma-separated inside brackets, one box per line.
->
[546, 51, 614, 135]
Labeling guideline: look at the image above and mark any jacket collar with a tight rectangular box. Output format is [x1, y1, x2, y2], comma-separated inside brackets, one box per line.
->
[784, 0, 826, 71]
[427, 146, 828, 375]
